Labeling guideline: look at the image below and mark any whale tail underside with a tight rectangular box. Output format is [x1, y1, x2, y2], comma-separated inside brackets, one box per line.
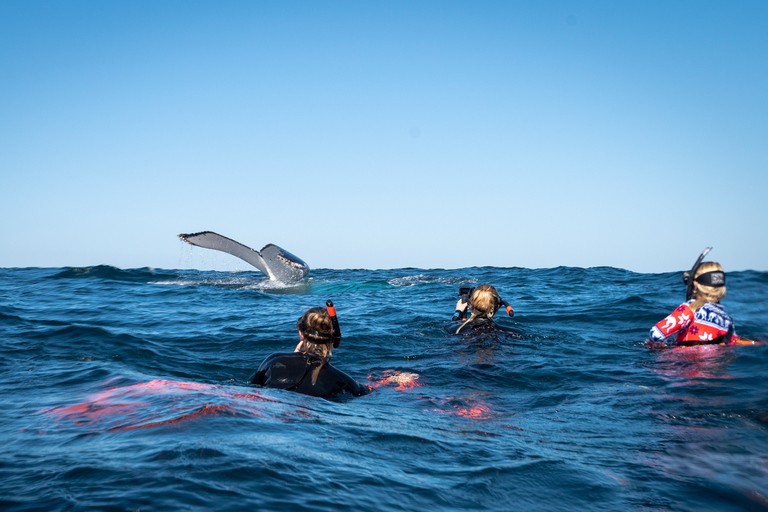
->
[178, 231, 310, 282]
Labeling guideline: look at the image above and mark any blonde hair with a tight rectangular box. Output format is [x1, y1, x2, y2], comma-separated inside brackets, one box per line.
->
[457, 284, 501, 333]
[690, 261, 726, 311]
[296, 307, 335, 385]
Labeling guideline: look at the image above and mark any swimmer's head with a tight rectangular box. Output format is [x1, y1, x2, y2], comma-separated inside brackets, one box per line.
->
[692, 262, 726, 303]
[455, 284, 503, 334]
[296, 307, 336, 346]
[296, 306, 337, 385]
[469, 284, 501, 319]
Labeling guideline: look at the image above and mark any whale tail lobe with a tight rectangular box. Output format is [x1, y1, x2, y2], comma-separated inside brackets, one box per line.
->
[178, 231, 309, 282]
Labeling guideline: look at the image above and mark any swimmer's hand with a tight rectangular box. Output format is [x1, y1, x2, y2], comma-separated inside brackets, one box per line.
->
[733, 338, 759, 345]
[293, 340, 304, 353]
[385, 372, 419, 386]
[646, 338, 669, 350]
[367, 370, 421, 390]
[453, 298, 469, 320]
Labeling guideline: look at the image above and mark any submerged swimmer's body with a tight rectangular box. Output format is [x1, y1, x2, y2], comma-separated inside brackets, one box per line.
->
[248, 352, 365, 397]
[444, 316, 518, 335]
[444, 284, 519, 335]
[248, 304, 368, 398]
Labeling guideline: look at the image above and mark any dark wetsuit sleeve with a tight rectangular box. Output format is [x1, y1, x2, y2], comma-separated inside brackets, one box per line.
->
[247, 368, 264, 385]
[247, 352, 311, 388]
[301, 364, 369, 397]
[247, 354, 275, 385]
[335, 368, 368, 397]
[443, 322, 463, 335]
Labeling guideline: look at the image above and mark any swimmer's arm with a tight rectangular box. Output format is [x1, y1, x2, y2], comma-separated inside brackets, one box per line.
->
[354, 382, 372, 396]
[731, 335, 759, 345]
[247, 353, 279, 384]
[648, 326, 667, 344]
[347, 376, 370, 396]
[649, 303, 693, 343]
[247, 367, 266, 385]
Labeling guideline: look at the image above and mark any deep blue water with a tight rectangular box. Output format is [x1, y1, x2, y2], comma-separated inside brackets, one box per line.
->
[1, 266, 767, 512]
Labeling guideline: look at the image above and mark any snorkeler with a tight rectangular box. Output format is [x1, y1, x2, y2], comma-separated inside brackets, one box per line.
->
[248, 301, 369, 398]
[445, 284, 517, 335]
[648, 249, 750, 347]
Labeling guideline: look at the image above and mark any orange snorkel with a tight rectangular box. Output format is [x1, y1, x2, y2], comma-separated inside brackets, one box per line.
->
[326, 300, 342, 348]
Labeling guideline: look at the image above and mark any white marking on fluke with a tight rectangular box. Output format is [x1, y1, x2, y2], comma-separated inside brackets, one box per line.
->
[178, 231, 310, 282]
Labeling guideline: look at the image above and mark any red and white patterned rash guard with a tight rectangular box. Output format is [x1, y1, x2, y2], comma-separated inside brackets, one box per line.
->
[649, 300, 739, 347]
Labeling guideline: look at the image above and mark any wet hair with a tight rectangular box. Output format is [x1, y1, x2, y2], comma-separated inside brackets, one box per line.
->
[457, 284, 501, 333]
[469, 284, 501, 315]
[691, 262, 726, 311]
[295, 307, 335, 384]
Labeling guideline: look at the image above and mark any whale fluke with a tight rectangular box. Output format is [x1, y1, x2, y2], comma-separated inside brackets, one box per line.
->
[178, 231, 309, 282]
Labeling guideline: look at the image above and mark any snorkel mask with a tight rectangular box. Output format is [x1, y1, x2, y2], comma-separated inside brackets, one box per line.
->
[682, 247, 726, 301]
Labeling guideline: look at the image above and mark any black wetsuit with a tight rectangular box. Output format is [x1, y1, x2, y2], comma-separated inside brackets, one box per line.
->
[248, 352, 367, 398]
[443, 317, 520, 336]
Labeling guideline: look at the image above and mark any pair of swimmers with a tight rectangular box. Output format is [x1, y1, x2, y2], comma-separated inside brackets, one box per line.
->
[247, 284, 513, 398]
[249, 253, 751, 399]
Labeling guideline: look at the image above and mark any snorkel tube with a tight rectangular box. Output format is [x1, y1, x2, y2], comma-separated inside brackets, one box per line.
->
[500, 300, 514, 317]
[326, 300, 342, 348]
[683, 247, 712, 301]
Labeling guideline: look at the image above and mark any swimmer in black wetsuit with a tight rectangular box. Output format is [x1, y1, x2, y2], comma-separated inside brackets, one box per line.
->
[248, 303, 368, 398]
[444, 284, 518, 335]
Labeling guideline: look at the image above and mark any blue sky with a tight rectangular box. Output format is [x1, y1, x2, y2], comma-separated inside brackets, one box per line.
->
[1, 1, 766, 272]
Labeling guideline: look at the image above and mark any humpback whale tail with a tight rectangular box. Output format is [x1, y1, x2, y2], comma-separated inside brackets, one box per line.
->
[178, 231, 310, 282]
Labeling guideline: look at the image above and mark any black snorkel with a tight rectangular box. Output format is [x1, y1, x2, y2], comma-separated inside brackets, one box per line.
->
[683, 247, 712, 301]
[326, 300, 341, 348]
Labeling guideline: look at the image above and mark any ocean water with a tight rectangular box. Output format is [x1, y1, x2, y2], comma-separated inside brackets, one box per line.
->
[1, 265, 767, 512]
